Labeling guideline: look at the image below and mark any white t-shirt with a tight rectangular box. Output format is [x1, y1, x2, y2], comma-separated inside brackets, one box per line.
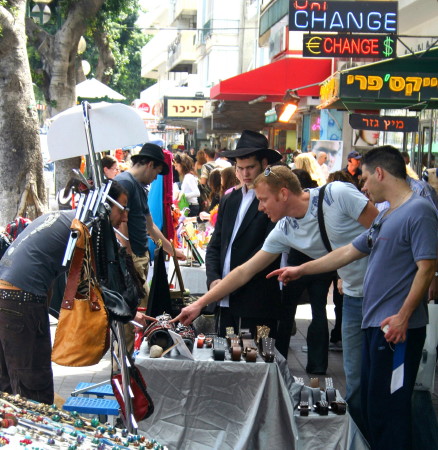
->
[180, 173, 200, 205]
[262, 182, 369, 297]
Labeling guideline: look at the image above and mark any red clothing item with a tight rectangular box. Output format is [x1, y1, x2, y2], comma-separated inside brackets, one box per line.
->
[163, 150, 174, 240]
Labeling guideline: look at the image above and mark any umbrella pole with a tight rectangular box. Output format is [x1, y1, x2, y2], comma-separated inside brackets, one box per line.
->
[82, 101, 103, 188]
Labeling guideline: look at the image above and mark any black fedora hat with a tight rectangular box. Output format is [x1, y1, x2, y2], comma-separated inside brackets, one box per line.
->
[131, 143, 169, 175]
[220, 130, 282, 164]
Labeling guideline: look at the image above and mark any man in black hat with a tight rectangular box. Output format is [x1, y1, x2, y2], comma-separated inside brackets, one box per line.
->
[343, 151, 362, 186]
[205, 130, 282, 338]
[115, 143, 184, 314]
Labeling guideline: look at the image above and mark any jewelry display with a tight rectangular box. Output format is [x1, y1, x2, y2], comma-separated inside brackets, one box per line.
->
[0, 392, 167, 449]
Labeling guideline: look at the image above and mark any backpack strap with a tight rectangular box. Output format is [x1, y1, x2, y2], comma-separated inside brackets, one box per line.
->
[317, 185, 332, 253]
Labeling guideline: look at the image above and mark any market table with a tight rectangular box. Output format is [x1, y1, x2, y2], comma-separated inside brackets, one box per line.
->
[167, 258, 207, 295]
[135, 341, 368, 450]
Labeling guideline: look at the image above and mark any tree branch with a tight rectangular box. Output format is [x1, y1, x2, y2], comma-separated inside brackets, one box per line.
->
[0, 5, 18, 34]
[25, 16, 50, 50]
[93, 29, 116, 84]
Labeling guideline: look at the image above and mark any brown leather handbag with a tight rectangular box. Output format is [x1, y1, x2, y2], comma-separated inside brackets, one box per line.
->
[52, 219, 109, 367]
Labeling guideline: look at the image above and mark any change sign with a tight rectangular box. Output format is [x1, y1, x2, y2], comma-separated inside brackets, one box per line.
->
[303, 34, 396, 58]
[289, 1, 398, 33]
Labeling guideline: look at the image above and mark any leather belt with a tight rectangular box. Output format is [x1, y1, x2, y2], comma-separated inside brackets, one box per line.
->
[315, 399, 329, 415]
[197, 334, 205, 348]
[325, 377, 346, 415]
[298, 386, 310, 417]
[144, 314, 174, 351]
[239, 329, 252, 340]
[230, 346, 242, 361]
[310, 377, 328, 415]
[0, 287, 46, 304]
[310, 387, 321, 403]
[331, 401, 347, 415]
[229, 337, 241, 361]
[260, 337, 275, 363]
[213, 337, 227, 361]
[226, 333, 237, 347]
[242, 338, 258, 363]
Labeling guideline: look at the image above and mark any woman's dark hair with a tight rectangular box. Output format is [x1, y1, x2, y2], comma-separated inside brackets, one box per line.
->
[174, 152, 194, 175]
[208, 168, 222, 198]
[221, 166, 239, 194]
[292, 168, 317, 189]
[327, 170, 355, 184]
[101, 155, 118, 170]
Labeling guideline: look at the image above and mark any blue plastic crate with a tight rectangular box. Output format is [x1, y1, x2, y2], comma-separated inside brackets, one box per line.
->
[72, 382, 114, 397]
[63, 396, 119, 416]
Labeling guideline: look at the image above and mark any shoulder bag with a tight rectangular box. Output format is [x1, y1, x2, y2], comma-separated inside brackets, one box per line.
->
[52, 219, 109, 367]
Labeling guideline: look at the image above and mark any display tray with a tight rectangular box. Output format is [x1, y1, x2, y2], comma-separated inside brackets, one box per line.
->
[0, 391, 167, 449]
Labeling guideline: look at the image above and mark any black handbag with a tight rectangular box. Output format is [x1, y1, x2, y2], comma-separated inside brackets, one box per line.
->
[101, 286, 133, 323]
[93, 218, 145, 322]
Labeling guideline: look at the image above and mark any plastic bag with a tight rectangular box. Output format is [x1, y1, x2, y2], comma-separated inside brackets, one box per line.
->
[178, 193, 190, 216]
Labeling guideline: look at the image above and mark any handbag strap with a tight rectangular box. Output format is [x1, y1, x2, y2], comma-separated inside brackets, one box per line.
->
[61, 220, 101, 311]
[317, 185, 332, 253]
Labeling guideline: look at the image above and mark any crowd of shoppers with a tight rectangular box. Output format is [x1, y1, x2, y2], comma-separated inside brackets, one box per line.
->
[0, 132, 436, 450]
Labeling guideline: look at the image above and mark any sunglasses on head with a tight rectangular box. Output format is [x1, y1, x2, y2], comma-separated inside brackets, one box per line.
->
[264, 166, 279, 178]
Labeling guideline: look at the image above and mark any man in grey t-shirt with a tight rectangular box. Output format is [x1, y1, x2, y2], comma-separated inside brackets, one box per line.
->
[173, 165, 378, 433]
[273, 146, 437, 449]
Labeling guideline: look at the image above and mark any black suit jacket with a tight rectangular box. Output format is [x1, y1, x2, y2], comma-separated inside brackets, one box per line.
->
[206, 187, 281, 319]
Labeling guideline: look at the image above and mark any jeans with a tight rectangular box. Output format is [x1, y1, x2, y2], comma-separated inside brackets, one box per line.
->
[361, 327, 426, 449]
[342, 294, 365, 435]
[0, 298, 53, 404]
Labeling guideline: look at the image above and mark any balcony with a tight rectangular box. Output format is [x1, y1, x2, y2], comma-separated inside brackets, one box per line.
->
[167, 30, 198, 73]
[170, 0, 197, 25]
[198, 19, 240, 46]
[141, 30, 178, 79]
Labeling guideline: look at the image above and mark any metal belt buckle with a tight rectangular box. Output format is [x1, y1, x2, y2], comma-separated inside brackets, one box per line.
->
[315, 400, 329, 416]
[331, 401, 347, 415]
[298, 401, 309, 417]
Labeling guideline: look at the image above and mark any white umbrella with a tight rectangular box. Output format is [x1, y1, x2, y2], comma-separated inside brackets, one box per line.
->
[47, 102, 150, 161]
[76, 78, 126, 101]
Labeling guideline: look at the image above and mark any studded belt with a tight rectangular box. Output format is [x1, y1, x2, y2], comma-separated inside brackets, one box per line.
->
[0, 288, 46, 304]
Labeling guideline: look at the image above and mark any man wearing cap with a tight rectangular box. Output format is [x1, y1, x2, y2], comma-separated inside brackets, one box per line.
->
[115, 143, 184, 312]
[343, 151, 362, 186]
[205, 130, 282, 338]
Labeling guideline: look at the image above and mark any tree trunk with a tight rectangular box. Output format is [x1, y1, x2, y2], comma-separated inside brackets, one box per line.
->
[0, 2, 46, 225]
[26, 0, 105, 192]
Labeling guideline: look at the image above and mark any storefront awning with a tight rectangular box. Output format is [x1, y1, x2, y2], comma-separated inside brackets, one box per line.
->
[319, 47, 438, 110]
[210, 57, 333, 103]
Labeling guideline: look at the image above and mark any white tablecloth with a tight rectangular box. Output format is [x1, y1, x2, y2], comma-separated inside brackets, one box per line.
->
[136, 342, 369, 450]
[168, 258, 208, 295]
